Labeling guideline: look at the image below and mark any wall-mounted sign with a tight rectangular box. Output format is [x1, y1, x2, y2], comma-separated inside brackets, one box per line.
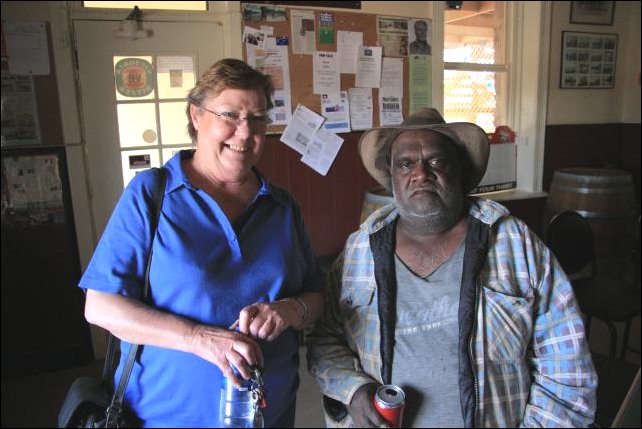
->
[114, 57, 154, 97]
[128, 153, 151, 169]
[3, 20, 51, 75]
[1, 74, 41, 146]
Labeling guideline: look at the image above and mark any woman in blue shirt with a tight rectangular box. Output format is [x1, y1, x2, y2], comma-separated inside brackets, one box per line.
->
[81, 59, 324, 427]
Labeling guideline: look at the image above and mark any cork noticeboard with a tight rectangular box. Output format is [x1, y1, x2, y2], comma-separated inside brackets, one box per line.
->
[243, 8, 411, 133]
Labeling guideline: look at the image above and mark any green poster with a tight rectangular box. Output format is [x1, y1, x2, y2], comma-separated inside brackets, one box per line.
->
[409, 54, 431, 113]
[319, 12, 334, 44]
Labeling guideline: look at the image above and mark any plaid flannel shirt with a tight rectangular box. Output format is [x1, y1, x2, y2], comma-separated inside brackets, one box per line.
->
[307, 198, 597, 427]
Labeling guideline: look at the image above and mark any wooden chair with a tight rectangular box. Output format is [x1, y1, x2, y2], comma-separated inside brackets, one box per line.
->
[546, 211, 641, 359]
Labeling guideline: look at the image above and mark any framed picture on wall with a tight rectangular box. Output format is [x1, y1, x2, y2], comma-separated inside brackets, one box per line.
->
[560, 31, 617, 89]
[570, 1, 615, 26]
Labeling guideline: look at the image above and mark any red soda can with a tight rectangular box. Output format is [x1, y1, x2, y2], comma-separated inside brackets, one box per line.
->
[373, 384, 405, 428]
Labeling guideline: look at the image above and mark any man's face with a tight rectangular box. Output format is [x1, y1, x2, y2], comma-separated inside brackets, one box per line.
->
[414, 21, 427, 41]
[390, 129, 464, 227]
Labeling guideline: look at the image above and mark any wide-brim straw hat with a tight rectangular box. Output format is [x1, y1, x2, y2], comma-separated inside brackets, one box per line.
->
[358, 108, 490, 193]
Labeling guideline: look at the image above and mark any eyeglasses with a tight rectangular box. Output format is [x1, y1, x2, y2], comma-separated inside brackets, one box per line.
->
[195, 104, 272, 128]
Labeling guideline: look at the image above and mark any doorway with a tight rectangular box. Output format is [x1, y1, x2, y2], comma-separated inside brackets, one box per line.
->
[74, 19, 224, 239]
[73, 18, 224, 356]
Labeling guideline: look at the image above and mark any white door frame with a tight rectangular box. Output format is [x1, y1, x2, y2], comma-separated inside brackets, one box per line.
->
[48, 1, 241, 270]
[48, 1, 241, 358]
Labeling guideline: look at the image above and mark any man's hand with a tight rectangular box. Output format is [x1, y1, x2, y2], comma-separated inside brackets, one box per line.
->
[347, 383, 389, 428]
[233, 300, 300, 341]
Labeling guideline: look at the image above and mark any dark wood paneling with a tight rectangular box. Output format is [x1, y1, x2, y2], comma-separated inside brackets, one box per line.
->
[256, 132, 377, 257]
[333, 133, 364, 247]
[35, 24, 64, 146]
[544, 123, 641, 207]
[1, 147, 93, 379]
[543, 123, 623, 191]
[621, 124, 641, 205]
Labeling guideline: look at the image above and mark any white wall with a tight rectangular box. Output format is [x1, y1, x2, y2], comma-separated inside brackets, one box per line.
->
[1, 0, 50, 20]
[547, 1, 641, 124]
[621, 2, 641, 123]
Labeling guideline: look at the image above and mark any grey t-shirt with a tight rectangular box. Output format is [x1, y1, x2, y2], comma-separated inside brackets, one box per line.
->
[392, 242, 465, 428]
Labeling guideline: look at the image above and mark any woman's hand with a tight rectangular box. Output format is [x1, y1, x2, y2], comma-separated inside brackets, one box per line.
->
[235, 300, 302, 341]
[84, 290, 264, 388]
[187, 324, 263, 387]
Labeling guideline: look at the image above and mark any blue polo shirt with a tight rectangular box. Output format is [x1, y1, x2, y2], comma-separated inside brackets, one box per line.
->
[80, 150, 323, 427]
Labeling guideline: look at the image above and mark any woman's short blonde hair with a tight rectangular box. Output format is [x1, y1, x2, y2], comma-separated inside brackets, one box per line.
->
[186, 58, 274, 142]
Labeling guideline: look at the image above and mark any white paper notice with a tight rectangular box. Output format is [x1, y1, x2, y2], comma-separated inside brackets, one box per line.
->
[157, 56, 194, 74]
[377, 16, 409, 58]
[0, 75, 41, 145]
[280, 104, 325, 155]
[264, 37, 277, 49]
[264, 46, 292, 125]
[4, 21, 50, 75]
[321, 91, 351, 133]
[355, 46, 383, 88]
[337, 31, 363, 74]
[381, 57, 404, 97]
[313, 52, 340, 97]
[247, 44, 292, 126]
[291, 10, 316, 54]
[379, 94, 404, 126]
[348, 87, 373, 131]
[301, 129, 344, 176]
[260, 25, 274, 36]
[243, 26, 266, 49]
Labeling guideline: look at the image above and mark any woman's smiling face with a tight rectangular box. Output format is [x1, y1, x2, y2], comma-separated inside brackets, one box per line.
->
[189, 87, 269, 181]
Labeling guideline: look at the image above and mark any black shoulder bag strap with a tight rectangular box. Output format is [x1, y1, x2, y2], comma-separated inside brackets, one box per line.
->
[104, 167, 167, 427]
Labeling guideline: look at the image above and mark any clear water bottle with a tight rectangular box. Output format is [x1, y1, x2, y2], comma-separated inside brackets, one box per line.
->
[218, 366, 265, 428]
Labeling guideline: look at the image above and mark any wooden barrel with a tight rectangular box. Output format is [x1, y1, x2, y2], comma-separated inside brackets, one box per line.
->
[360, 186, 394, 224]
[544, 168, 637, 260]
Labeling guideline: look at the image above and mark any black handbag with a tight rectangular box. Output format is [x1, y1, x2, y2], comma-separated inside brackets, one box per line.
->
[58, 168, 166, 428]
[57, 376, 112, 427]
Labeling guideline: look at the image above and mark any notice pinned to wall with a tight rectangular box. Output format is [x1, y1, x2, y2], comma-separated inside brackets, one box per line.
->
[291, 10, 316, 54]
[0, 74, 41, 146]
[3, 20, 50, 75]
[2, 153, 64, 226]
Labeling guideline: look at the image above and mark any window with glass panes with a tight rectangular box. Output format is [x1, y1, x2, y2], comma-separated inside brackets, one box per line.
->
[112, 55, 196, 186]
[444, 1, 507, 133]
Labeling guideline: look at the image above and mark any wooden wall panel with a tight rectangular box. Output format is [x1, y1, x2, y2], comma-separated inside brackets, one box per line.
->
[544, 123, 641, 206]
[621, 124, 641, 205]
[543, 124, 623, 191]
[256, 132, 377, 257]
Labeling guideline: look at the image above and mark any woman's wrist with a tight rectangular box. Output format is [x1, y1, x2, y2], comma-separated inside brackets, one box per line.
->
[284, 297, 307, 329]
[292, 297, 308, 325]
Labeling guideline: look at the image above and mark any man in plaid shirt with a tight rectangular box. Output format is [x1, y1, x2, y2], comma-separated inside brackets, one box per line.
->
[307, 108, 597, 427]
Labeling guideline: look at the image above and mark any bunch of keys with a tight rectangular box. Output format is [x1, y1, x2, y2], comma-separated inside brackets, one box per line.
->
[248, 365, 266, 428]
[249, 365, 267, 409]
